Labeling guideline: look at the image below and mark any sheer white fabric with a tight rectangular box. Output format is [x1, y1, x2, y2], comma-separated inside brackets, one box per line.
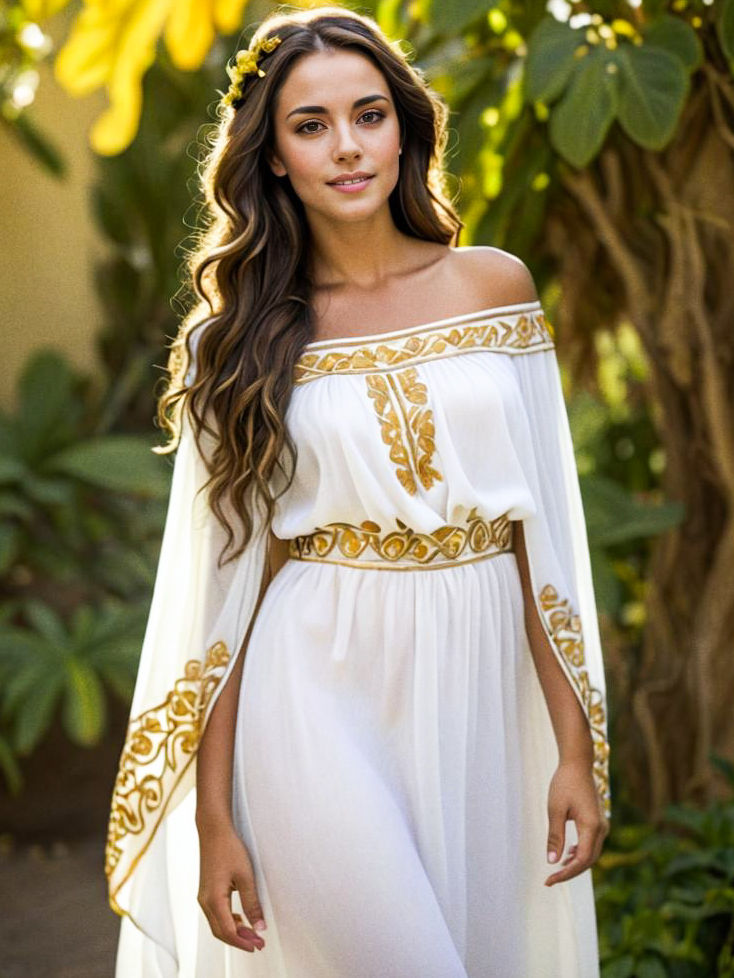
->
[109, 300, 609, 977]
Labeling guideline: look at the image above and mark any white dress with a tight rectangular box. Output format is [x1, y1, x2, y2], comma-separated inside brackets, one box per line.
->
[107, 299, 610, 978]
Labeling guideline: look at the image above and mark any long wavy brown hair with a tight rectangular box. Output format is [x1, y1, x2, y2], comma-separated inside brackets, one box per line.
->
[157, 4, 464, 566]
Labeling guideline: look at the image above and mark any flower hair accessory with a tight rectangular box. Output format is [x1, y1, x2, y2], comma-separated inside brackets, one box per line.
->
[223, 34, 282, 108]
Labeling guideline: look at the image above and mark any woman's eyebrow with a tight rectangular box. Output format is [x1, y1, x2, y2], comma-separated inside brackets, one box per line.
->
[285, 94, 389, 120]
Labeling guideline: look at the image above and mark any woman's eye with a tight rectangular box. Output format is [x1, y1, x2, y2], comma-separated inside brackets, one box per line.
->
[360, 109, 384, 124]
[296, 110, 384, 134]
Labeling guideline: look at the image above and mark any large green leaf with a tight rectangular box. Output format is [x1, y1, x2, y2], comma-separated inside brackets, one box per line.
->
[423, 0, 493, 37]
[548, 50, 619, 168]
[644, 14, 703, 72]
[581, 474, 684, 547]
[616, 45, 689, 150]
[525, 17, 587, 104]
[47, 435, 172, 497]
[16, 351, 80, 459]
[13, 673, 64, 755]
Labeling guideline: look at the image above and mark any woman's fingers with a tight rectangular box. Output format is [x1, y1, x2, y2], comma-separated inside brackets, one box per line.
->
[545, 817, 606, 886]
[197, 829, 268, 952]
[234, 868, 268, 941]
[199, 888, 265, 952]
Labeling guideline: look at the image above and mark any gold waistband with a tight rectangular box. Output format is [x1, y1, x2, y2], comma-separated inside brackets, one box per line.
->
[287, 509, 515, 571]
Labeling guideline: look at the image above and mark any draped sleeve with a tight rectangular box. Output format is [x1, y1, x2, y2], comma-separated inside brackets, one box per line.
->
[511, 316, 611, 821]
[105, 367, 271, 971]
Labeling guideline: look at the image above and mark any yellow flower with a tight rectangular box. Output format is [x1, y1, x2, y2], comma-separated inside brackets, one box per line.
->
[52, 0, 251, 155]
[222, 34, 282, 108]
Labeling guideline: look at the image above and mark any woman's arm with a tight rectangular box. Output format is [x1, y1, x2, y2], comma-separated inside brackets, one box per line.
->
[196, 529, 291, 829]
[513, 520, 594, 766]
[513, 519, 608, 886]
[195, 529, 291, 953]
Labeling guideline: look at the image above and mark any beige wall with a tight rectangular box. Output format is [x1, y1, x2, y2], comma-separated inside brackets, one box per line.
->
[0, 46, 107, 409]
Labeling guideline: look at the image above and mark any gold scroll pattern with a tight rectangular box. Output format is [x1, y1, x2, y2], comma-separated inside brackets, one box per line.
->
[294, 309, 554, 385]
[537, 583, 611, 820]
[105, 640, 231, 910]
[288, 507, 514, 568]
[365, 367, 443, 496]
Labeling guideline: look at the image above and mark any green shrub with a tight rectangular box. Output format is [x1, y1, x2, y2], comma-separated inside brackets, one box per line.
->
[0, 349, 172, 791]
[595, 759, 734, 977]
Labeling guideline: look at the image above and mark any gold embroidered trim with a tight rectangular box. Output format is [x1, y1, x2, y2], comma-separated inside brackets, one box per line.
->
[366, 367, 443, 495]
[105, 641, 231, 902]
[294, 309, 554, 385]
[537, 584, 611, 819]
[288, 508, 514, 569]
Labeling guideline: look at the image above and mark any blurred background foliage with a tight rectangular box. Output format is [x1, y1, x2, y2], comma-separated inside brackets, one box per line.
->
[2, 0, 734, 972]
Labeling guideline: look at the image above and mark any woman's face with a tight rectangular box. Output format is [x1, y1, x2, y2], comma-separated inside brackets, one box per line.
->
[267, 49, 402, 225]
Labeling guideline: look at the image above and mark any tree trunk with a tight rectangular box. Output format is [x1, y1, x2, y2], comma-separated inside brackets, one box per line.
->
[544, 65, 734, 821]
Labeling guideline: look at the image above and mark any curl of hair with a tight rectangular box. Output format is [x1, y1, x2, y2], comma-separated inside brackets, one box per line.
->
[157, 4, 464, 568]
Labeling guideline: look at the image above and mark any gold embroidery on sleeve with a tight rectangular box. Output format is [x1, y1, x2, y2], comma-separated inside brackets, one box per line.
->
[105, 641, 231, 909]
[366, 366, 443, 496]
[537, 584, 611, 819]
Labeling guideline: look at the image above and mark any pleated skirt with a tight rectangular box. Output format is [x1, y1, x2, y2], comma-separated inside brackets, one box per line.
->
[195, 550, 600, 977]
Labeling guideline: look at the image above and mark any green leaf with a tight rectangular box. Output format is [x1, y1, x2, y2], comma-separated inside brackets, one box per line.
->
[0, 491, 35, 521]
[6, 113, 67, 179]
[526, 17, 588, 104]
[13, 676, 63, 755]
[63, 659, 106, 746]
[0, 733, 23, 795]
[90, 185, 134, 247]
[24, 600, 68, 646]
[425, 0, 490, 36]
[580, 474, 684, 546]
[636, 956, 668, 978]
[616, 45, 689, 150]
[21, 473, 76, 508]
[644, 14, 703, 72]
[549, 50, 619, 168]
[47, 436, 172, 498]
[16, 351, 79, 459]
[601, 956, 635, 978]
[0, 457, 27, 484]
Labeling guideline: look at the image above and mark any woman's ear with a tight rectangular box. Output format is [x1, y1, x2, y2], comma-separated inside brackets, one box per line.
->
[265, 146, 287, 177]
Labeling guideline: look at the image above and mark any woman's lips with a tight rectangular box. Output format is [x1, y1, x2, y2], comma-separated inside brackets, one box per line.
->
[327, 175, 374, 192]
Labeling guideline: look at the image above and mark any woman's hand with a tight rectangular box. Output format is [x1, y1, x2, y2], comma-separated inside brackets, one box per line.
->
[197, 818, 268, 953]
[544, 758, 610, 887]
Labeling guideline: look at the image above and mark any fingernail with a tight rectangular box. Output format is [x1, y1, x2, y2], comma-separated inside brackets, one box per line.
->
[548, 851, 557, 863]
[254, 919, 267, 932]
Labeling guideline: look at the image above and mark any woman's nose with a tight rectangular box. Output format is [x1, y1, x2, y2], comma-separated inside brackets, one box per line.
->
[332, 124, 362, 158]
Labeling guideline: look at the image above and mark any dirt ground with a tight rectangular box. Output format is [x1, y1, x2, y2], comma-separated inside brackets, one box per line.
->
[0, 832, 119, 978]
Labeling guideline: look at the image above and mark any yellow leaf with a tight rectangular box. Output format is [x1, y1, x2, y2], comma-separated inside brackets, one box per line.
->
[54, 4, 119, 95]
[20, 0, 74, 19]
[92, 0, 171, 153]
[90, 77, 143, 156]
[213, 0, 250, 36]
[164, 0, 214, 70]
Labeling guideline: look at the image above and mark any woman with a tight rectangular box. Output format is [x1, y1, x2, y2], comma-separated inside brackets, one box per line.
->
[106, 6, 611, 976]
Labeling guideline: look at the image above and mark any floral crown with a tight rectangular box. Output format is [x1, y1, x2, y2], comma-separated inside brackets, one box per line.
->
[223, 34, 283, 108]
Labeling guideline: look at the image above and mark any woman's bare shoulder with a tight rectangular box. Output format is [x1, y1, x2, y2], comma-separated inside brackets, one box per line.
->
[449, 245, 540, 307]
